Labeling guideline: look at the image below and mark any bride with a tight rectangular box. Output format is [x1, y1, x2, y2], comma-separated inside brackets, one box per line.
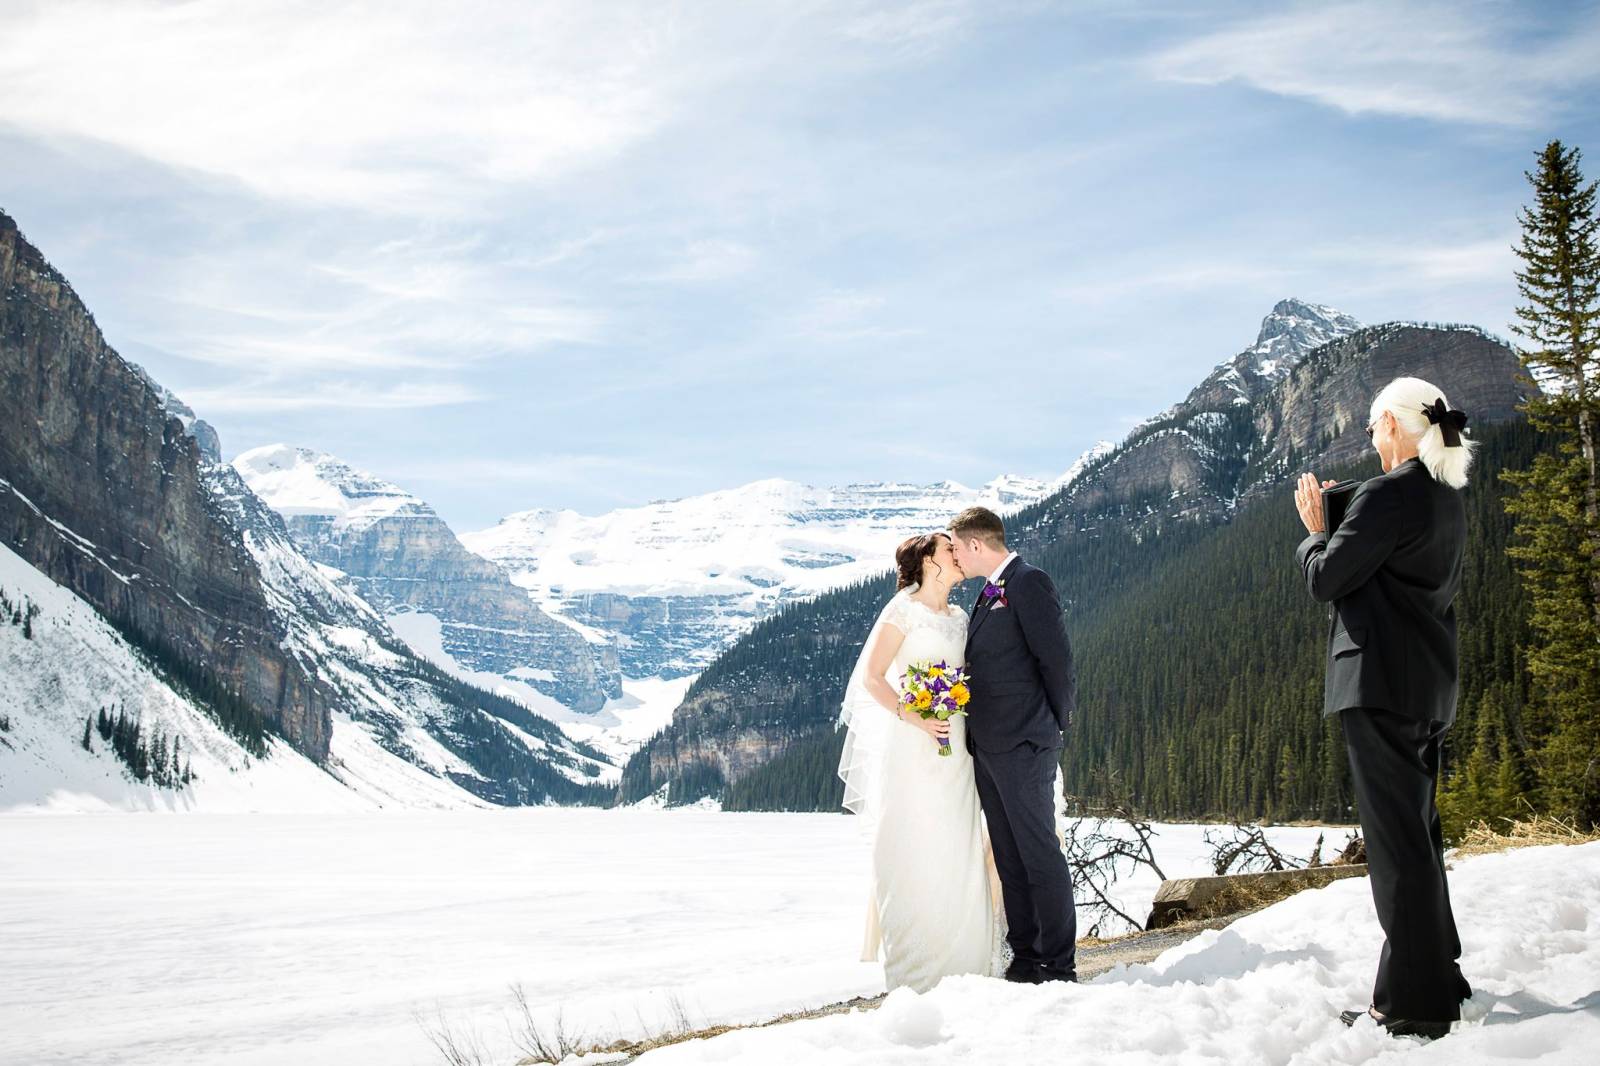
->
[837, 531, 1004, 992]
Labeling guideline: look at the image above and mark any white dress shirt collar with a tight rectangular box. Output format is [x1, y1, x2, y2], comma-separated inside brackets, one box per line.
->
[987, 551, 1018, 585]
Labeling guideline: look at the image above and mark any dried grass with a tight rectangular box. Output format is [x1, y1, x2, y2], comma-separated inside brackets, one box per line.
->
[509, 996, 883, 1066]
[1450, 813, 1600, 857]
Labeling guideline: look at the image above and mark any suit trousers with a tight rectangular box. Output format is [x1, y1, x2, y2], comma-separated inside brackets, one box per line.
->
[973, 741, 1077, 975]
[1340, 707, 1472, 1021]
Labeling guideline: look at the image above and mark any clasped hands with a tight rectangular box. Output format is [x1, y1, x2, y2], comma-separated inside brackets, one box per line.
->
[1294, 472, 1338, 534]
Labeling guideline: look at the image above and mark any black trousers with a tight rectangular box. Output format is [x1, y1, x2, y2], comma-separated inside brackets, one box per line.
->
[1340, 707, 1472, 1021]
[973, 741, 1077, 975]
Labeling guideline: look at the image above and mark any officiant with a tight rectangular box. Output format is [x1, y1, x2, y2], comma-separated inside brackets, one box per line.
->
[1290, 376, 1477, 1041]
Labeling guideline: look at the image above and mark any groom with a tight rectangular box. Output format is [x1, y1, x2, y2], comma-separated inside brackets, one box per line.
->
[948, 507, 1078, 984]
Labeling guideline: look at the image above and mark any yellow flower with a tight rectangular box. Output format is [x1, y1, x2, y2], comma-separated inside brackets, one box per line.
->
[928, 666, 945, 679]
[950, 683, 970, 707]
[914, 690, 933, 710]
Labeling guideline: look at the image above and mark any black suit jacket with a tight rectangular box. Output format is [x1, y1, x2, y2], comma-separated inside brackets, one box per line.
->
[964, 556, 1076, 753]
[1295, 457, 1467, 725]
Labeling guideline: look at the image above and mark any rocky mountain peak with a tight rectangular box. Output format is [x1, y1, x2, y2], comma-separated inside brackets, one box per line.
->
[1247, 299, 1362, 376]
[132, 366, 223, 463]
[233, 444, 431, 527]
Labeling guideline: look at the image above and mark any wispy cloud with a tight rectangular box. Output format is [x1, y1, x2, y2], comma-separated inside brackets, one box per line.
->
[1314, 236, 1518, 285]
[2, 0, 1584, 528]
[0, 0, 999, 216]
[143, 229, 608, 374]
[390, 454, 704, 510]
[0, 1, 687, 213]
[839, 0, 981, 53]
[1056, 235, 1517, 308]
[1148, 0, 1600, 127]
[1057, 260, 1299, 304]
[178, 379, 482, 412]
[785, 288, 924, 342]
[645, 239, 759, 283]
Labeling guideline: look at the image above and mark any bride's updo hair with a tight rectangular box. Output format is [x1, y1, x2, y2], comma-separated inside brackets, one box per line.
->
[895, 532, 948, 591]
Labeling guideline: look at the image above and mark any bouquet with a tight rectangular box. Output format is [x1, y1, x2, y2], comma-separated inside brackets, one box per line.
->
[899, 659, 971, 756]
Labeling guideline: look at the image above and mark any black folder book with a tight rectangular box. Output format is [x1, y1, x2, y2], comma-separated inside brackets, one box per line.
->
[1322, 480, 1360, 534]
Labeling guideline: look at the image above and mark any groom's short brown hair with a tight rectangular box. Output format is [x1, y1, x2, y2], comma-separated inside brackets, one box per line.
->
[949, 507, 1006, 550]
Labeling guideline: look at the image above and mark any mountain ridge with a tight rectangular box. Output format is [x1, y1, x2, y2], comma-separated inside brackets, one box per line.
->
[0, 210, 612, 810]
[616, 302, 1534, 809]
[233, 442, 623, 715]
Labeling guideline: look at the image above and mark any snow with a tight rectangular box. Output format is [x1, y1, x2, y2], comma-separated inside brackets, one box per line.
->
[232, 443, 428, 531]
[459, 474, 1056, 604]
[1054, 440, 1116, 491]
[559, 674, 698, 762]
[0, 539, 486, 813]
[0, 810, 1348, 1066]
[634, 841, 1600, 1066]
[385, 607, 640, 770]
[1, 475, 136, 585]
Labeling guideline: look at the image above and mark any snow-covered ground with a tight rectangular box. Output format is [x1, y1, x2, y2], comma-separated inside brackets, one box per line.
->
[558, 675, 697, 764]
[385, 606, 691, 763]
[0, 811, 1334, 1066]
[638, 843, 1600, 1066]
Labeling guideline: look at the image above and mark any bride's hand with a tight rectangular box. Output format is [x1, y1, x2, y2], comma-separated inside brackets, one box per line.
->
[907, 712, 951, 745]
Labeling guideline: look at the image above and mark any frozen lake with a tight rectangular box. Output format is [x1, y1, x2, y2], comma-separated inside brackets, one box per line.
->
[0, 809, 1334, 1066]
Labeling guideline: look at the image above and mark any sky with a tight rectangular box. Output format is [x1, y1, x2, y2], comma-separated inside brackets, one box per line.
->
[2, 0, 1597, 531]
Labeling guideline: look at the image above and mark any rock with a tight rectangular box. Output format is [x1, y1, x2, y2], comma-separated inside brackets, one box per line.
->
[233, 445, 622, 711]
[1051, 318, 1532, 532]
[0, 211, 333, 759]
[1145, 865, 1370, 929]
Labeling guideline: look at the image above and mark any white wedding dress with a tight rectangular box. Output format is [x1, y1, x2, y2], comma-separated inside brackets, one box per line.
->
[838, 585, 1005, 993]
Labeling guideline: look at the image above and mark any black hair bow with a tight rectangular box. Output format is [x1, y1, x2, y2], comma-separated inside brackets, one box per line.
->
[1423, 398, 1469, 447]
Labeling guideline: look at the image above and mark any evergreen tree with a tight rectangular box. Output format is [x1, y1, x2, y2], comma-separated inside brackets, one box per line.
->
[1506, 140, 1600, 826]
[81, 714, 93, 752]
[632, 417, 1540, 828]
[151, 726, 168, 784]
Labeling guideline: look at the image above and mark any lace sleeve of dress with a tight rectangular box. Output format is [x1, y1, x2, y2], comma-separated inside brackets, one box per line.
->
[880, 589, 913, 633]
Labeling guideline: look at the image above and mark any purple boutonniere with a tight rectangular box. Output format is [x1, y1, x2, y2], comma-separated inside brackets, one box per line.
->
[982, 580, 1009, 609]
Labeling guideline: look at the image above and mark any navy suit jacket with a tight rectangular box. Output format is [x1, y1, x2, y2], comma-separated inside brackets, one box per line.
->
[963, 556, 1076, 753]
[1295, 457, 1466, 725]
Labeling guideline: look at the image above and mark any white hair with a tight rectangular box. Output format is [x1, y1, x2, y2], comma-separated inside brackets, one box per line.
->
[1369, 376, 1477, 489]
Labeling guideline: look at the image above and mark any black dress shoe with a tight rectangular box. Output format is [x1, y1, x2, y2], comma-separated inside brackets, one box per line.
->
[1340, 1007, 1451, 1040]
[1037, 965, 1078, 984]
[1003, 958, 1040, 983]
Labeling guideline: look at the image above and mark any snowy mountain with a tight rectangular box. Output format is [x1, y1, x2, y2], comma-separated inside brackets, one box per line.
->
[0, 539, 486, 811]
[0, 210, 612, 811]
[203, 456, 615, 797]
[1057, 299, 1526, 522]
[1126, 298, 1362, 435]
[1240, 298, 1362, 380]
[233, 444, 622, 714]
[460, 474, 1058, 679]
[619, 301, 1534, 809]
